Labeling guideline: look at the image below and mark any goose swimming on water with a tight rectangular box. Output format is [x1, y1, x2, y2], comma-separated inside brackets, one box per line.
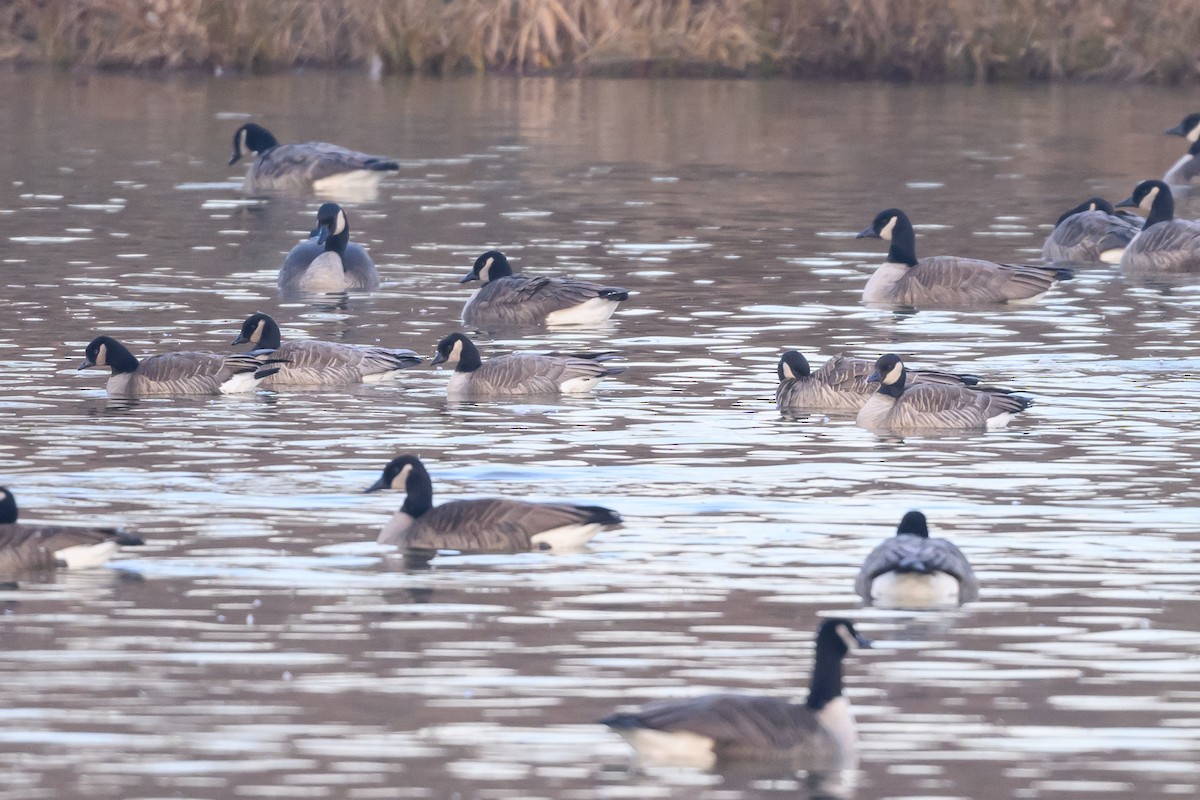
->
[0, 487, 143, 574]
[856, 510, 978, 607]
[229, 122, 400, 196]
[776, 351, 988, 412]
[364, 455, 622, 552]
[431, 332, 625, 398]
[1114, 179, 1200, 273]
[278, 203, 380, 293]
[600, 618, 870, 770]
[857, 208, 1072, 305]
[78, 336, 281, 398]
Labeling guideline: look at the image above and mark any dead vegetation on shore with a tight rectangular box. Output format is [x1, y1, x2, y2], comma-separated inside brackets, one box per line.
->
[2, 0, 1198, 82]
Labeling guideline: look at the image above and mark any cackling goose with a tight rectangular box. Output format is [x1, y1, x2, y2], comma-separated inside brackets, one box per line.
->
[278, 203, 380, 293]
[857, 354, 1031, 432]
[776, 351, 987, 412]
[600, 618, 870, 770]
[364, 455, 622, 552]
[1041, 197, 1141, 264]
[232, 312, 420, 386]
[459, 250, 630, 327]
[856, 510, 978, 607]
[857, 208, 1073, 305]
[1115, 180, 1200, 273]
[79, 336, 281, 397]
[229, 122, 399, 196]
[431, 332, 625, 398]
[1, 487, 143, 574]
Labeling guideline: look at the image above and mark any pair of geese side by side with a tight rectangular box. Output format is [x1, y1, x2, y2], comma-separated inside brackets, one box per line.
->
[365, 455, 621, 553]
[856, 208, 1074, 305]
[0, 487, 142, 575]
[229, 122, 400, 197]
[778, 352, 1030, 431]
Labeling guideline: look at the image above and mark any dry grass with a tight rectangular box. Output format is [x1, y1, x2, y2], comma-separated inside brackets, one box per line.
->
[1, 0, 1198, 82]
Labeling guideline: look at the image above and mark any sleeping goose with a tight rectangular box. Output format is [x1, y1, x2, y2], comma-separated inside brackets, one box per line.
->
[1, 487, 143, 574]
[232, 312, 421, 386]
[857, 354, 1031, 432]
[431, 332, 625, 398]
[229, 122, 400, 196]
[278, 203, 380, 293]
[459, 250, 630, 327]
[364, 455, 622, 552]
[856, 511, 978, 607]
[856, 208, 1073, 305]
[78, 336, 280, 397]
[1115, 180, 1200, 273]
[776, 351, 988, 412]
[600, 618, 870, 770]
[1041, 197, 1141, 264]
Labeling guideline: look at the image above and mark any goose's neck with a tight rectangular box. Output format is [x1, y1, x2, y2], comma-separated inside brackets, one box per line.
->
[887, 218, 919, 267]
[0, 492, 16, 524]
[107, 341, 140, 375]
[455, 339, 483, 373]
[1144, 192, 1175, 229]
[806, 647, 845, 711]
[878, 368, 907, 399]
[400, 476, 434, 518]
[258, 318, 282, 349]
[324, 228, 350, 257]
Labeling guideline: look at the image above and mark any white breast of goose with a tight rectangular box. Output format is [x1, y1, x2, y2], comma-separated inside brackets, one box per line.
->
[544, 296, 621, 326]
[861, 262, 910, 303]
[616, 727, 718, 770]
[445, 371, 476, 397]
[814, 696, 858, 765]
[856, 393, 896, 429]
[299, 252, 349, 292]
[105, 373, 136, 398]
[871, 571, 961, 608]
[378, 511, 415, 546]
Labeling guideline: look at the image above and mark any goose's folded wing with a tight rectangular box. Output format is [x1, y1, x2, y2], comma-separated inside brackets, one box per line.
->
[909, 256, 1059, 302]
[610, 694, 821, 750]
[812, 355, 872, 392]
[408, 499, 608, 552]
[268, 142, 398, 183]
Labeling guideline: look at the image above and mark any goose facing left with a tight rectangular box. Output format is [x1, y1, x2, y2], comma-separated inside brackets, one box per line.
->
[278, 203, 380, 293]
[600, 618, 870, 770]
[431, 332, 625, 398]
[857, 208, 1073, 305]
[856, 510, 979, 607]
[365, 455, 622, 552]
[1115, 179, 1200, 273]
[459, 250, 630, 327]
[229, 122, 400, 196]
[0, 487, 143, 574]
[78, 336, 281, 397]
[232, 312, 421, 386]
[858, 353, 1031, 432]
[1041, 197, 1141, 265]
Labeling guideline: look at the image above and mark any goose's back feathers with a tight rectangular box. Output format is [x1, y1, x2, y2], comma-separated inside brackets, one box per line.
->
[245, 142, 399, 195]
[1121, 219, 1200, 273]
[123, 352, 271, 397]
[386, 498, 620, 552]
[451, 353, 623, 397]
[868, 256, 1066, 305]
[858, 381, 1029, 431]
[463, 275, 628, 327]
[1043, 211, 1140, 265]
[269, 341, 420, 385]
[0, 525, 142, 573]
[856, 533, 979, 602]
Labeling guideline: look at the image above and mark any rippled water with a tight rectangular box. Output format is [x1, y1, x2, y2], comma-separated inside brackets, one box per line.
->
[1, 72, 1199, 800]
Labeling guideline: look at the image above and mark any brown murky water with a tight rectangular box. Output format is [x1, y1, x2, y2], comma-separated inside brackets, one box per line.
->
[1, 72, 1199, 800]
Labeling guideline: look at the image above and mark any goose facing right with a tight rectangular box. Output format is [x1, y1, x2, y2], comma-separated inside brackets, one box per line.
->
[776, 351, 986, 412]
[78, 336, 281, 397]
[1, 487, 143, 574]
[857, 354, 1031, 432]
[459, 250, 630, 327]
[856, 511, 979, 607]
[232, 312, 421, 386]
[1041, 197, 1141, 265]
[1115, 180, 1200, 273]
[364, 455, 622, 552]
[600, 618, 870, 770]
[431, 332, 625, 398]
[278, 203, 380, 293]
[229, 122, 400, 196]
[857, 208, 1072, 305]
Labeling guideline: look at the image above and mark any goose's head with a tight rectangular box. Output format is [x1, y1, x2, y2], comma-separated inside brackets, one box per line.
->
[857, 208, 906, 242]
[866, 353, 905, 386]
[896, 510, 929, 538]
[365, 455, 428, 495]
[777, 350, 811, 381]
[1165, 112, 1200, 142]
[312, 203, 348, 247]
[461, 250, 512, 285]
[816, 618, 872, 656]
[229, 123, 278, 165]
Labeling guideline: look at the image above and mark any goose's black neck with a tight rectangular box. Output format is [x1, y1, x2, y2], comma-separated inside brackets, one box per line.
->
[0, 490, 16, 524]
[888, 215, 919, 267]
[324, 226, 350, 257]
[400, 467, 434, 518]
[257, 316, 282, 349]
[806, 646, 845, 710]
[1144, 187, 1176, 229]
[455, 337, 483, 373]
[106, 340, 140, 375]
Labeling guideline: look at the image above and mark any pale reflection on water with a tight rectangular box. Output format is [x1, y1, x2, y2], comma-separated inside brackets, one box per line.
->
[1, 72, 1200, 800]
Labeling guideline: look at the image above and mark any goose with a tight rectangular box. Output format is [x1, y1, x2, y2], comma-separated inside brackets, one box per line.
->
[857, 354, 1031, 432]
[459, 250, 630, 327]
[856, 511, 978, 607]
[278, 203, 380, 293]
[229, 122, 400, 195]
[78, 336, 281, 397]
[364, 455, 622, 552]
[1041, 197, 1141, 264]
[1163, 138, 1200, 187]
[1115, 180, 1200, 273]
[430, 332, 625, 398]
[776, 351, 989, 412]
[1165, 112, 1200, 143]
[232, 312, 421, 386]
[1, 487, 143, 574]
[600, 618, 870, 770]
[856, 208, 1073, 305]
